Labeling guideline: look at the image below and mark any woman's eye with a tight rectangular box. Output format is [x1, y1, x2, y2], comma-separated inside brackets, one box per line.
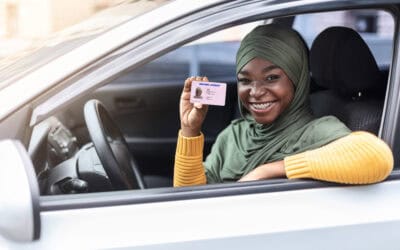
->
[266, 75, 280, 81]
[238, 78, 251, 84]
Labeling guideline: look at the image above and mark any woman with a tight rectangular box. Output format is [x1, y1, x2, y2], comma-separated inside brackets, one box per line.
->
[174, 24, 393, 186]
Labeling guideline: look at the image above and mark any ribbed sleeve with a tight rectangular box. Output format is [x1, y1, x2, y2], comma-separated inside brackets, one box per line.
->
[173, 131, 206, 187]
[284, 131, 393, 184]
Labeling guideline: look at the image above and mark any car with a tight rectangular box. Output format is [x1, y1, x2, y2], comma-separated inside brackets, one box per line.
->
[1, 0, 400, 249]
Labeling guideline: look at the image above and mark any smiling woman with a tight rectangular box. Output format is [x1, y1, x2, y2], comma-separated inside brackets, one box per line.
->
[174, 24, 393, 186]
[237, 58, 294, 125]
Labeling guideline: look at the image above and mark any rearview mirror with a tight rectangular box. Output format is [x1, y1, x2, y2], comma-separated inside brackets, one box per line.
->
[0, 140, 40, 242]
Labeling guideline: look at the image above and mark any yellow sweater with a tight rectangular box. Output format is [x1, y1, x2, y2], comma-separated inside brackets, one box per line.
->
[174, 131, 393, 187]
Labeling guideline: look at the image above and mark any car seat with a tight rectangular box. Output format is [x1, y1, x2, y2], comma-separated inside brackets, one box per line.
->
[309, 26, 386, 134]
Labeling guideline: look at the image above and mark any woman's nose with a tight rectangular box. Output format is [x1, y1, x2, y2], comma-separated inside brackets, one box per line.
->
[249, 81, 266, 97]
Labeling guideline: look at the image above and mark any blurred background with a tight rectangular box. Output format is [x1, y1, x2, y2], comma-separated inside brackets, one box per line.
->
[0, 0, 167, 58]
[0, 0, 394, 64]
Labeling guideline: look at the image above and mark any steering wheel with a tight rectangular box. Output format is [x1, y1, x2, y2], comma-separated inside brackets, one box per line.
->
[83, 99, 145, 190]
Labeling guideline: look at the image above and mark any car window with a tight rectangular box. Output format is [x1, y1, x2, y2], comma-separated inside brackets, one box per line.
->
[112, 22, 263, 84]
[116, 10, 394, 85]
[35, 7, 397, 197]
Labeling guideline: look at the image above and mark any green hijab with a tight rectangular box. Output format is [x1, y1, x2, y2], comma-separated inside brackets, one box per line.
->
[204, 24, 351, 183]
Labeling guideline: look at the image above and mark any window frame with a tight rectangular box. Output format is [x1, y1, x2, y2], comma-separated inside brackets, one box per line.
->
[34, 1, 400, 210]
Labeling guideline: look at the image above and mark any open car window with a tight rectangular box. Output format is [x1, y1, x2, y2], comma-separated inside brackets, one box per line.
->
[28, 6, 396, 198]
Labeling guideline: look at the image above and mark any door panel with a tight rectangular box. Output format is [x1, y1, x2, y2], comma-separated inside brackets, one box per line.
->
[17, 180, 400, 249]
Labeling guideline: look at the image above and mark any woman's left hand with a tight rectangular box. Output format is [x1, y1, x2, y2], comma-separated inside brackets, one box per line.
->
[238, 160, 286, 182]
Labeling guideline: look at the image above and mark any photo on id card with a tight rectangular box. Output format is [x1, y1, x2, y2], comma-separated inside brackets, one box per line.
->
[190, 81, 227, 106]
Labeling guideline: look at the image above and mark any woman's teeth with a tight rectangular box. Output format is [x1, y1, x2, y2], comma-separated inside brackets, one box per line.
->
[251, 102, 274, 110]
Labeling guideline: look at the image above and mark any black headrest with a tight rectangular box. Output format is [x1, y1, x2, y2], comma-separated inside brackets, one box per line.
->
[310, 27, 381, 96]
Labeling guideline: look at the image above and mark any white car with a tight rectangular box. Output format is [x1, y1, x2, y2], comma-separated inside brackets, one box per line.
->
[1, 0, 400, 249]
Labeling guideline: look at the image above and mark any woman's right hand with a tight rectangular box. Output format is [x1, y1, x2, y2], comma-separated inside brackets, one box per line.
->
[180, 76, 209, 137]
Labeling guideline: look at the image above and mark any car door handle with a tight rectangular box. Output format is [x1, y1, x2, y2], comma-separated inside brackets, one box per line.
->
[115, 97, 144, 110]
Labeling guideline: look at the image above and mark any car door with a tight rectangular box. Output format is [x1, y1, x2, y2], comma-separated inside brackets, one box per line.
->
[3, 139, 400, 249]
[3, 166, 400, 249]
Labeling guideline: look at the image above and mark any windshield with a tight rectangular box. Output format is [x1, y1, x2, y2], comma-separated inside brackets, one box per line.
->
[0, 0, 172, 90]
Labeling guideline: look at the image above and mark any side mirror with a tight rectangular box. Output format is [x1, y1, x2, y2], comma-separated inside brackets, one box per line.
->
[0, 140, 40, 242]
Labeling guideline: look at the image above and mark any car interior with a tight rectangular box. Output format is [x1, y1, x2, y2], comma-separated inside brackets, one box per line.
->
[28, 9, 393, 195]
[309, 26, 387, 133]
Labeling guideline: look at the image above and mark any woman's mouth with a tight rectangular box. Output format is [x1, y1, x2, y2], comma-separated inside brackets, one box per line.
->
[249, 101, 276, 112]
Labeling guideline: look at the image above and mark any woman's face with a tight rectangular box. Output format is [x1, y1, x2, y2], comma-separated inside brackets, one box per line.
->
[237, 57, 294, 125]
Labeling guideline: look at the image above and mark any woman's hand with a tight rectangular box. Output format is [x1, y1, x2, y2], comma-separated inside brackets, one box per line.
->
[180, 76, 209, 137]
[238, 160, 286, 182]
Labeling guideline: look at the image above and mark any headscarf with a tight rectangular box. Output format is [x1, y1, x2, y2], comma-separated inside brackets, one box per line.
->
[204, 24, 351, 183]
